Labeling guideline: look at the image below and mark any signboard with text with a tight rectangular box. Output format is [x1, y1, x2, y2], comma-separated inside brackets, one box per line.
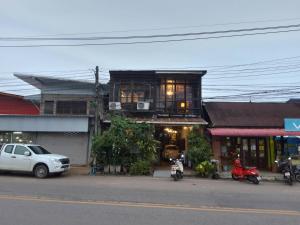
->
[284, 118, 300, 132]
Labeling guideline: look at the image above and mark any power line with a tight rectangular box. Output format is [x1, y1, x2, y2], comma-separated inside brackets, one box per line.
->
[100, 56, 300, 72]
[0, 28, 299, 48]
[204, 68, 300, 80]
[208, 62, 300, 75]
[2, 23, 300, 41]
[8, 17, 300, 38]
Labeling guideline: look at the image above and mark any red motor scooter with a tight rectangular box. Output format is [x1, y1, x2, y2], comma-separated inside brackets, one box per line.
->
[231, 155, 261, 184]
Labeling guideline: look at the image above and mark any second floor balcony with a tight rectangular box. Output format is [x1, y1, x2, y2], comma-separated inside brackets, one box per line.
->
[109, 70, 206, 116]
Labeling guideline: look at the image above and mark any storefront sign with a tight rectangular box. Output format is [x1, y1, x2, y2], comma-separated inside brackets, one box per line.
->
[284, 118, 300, 131]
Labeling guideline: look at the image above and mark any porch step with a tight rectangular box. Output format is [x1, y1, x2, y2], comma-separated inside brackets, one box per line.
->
[153, 168, 196, 178]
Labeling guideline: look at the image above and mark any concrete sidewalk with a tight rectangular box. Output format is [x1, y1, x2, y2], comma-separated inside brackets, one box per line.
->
[69, 166, 284, 181]
[69, 166, 90, 176]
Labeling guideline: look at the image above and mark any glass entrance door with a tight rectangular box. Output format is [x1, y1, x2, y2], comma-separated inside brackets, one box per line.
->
[249, 139, 257, 167]
[258, 138, 266, 169]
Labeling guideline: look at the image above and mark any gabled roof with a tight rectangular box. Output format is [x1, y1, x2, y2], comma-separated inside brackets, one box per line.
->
[204, 102, 300, 128]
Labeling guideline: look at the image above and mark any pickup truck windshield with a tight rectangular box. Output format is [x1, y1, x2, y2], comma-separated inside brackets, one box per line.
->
[28, 146, 51, 154]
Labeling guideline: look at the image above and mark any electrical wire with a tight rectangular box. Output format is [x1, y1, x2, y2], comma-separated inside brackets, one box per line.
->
[9, 17, 300, 38]
[2, 23, 300, 41]
[0, 28, 299, 48]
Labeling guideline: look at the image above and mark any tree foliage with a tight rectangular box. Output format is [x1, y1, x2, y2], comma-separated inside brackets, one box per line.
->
[92, 115, 159, 173]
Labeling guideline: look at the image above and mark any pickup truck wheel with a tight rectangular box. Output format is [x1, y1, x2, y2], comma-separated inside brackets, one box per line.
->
[34, 164, 48, 178]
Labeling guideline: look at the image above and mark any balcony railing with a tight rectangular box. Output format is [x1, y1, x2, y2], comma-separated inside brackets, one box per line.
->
[118, 99, 201, 116]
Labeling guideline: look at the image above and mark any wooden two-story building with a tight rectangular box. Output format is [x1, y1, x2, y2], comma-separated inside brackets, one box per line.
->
[107, 70, 208, 162]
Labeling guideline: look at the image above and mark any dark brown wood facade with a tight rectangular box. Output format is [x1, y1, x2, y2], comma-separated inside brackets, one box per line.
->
[109, 70, 206, 117]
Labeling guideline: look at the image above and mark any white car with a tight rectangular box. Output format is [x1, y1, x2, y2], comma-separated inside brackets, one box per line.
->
[0, 143, 70, 178]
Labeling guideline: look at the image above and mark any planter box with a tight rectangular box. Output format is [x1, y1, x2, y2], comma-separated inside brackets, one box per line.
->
[115, 165, 121, 173]
[104, 165, 110, 173]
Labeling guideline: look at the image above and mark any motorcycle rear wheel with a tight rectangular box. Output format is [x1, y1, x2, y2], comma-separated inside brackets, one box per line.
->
[285, 177, 293, 185]
[173, 172, 180, 181]
[295, 174, 300, 182]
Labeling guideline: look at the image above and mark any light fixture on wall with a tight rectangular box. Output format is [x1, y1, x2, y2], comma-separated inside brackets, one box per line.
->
[164, 127, 178, 134]
[166, 80, 174, 96]
[166, 85, 174, 96]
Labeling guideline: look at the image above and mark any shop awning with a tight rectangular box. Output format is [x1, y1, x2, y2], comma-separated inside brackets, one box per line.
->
[208, 128, 300, 137]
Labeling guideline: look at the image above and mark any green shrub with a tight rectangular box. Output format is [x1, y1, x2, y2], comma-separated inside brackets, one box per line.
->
[129, 160, 151, 175]
[91, 116, 159, 174]
[195, 161, 214, 177]
[187, 127, 212, 168]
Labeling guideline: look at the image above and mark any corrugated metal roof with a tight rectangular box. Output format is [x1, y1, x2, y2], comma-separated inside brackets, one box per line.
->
[14, 73, 109, 96]
[0, 92, 39, 115]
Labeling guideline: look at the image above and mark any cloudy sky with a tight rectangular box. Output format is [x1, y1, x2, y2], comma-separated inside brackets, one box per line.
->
[1, 0, 300, 101]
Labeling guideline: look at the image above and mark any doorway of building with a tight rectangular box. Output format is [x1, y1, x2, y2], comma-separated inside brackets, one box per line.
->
[155, 125, 192, 166]
[241, 137, 267, 169]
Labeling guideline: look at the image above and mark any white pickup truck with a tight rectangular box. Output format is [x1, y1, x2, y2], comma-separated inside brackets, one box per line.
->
[0, 143, 70, 178]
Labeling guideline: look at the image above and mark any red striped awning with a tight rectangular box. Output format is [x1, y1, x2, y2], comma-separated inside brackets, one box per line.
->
[208, 128, 300, 137]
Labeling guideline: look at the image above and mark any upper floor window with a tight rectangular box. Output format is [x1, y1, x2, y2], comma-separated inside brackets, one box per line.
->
[157, 79, 196, 114]
[44, 101, 54, 114]
[56, 101, 87, 115]
[119, 83, 150, 103]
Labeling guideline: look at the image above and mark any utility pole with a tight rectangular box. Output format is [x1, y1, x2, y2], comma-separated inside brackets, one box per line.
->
[94, 66, 101, 135]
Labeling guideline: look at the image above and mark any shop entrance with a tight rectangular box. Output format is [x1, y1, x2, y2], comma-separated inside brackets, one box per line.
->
[220, 136, 268, 171]
[155, 126, 192, 165]
[240, 138, 267, 169]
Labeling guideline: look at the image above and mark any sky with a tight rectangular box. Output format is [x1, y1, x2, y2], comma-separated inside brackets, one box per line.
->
[0, 0, 300, 101]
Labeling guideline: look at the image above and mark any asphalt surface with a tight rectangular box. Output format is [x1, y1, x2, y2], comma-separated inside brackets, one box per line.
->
[0, 173, 299, 225]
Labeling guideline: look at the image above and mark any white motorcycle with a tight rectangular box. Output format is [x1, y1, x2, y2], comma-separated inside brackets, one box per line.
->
[170, 154, 184, 181]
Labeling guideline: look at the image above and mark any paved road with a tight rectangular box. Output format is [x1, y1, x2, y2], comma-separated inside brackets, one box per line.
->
[0, 173, 299, 225]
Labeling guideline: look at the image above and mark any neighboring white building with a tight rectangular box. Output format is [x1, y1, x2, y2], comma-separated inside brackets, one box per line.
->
[0, 74, 108, 165]
[0, 115, 90, 165]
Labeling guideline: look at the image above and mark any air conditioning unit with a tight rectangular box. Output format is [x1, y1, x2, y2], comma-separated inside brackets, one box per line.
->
[137, 101, 150, 110]
[109, 102, 121, 110]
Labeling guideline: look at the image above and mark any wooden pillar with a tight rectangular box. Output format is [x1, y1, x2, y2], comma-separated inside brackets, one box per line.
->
[212, 136, 221, 162]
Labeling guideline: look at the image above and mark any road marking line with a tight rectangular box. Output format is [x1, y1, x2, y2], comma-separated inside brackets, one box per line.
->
[0, 194, 299, 216]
